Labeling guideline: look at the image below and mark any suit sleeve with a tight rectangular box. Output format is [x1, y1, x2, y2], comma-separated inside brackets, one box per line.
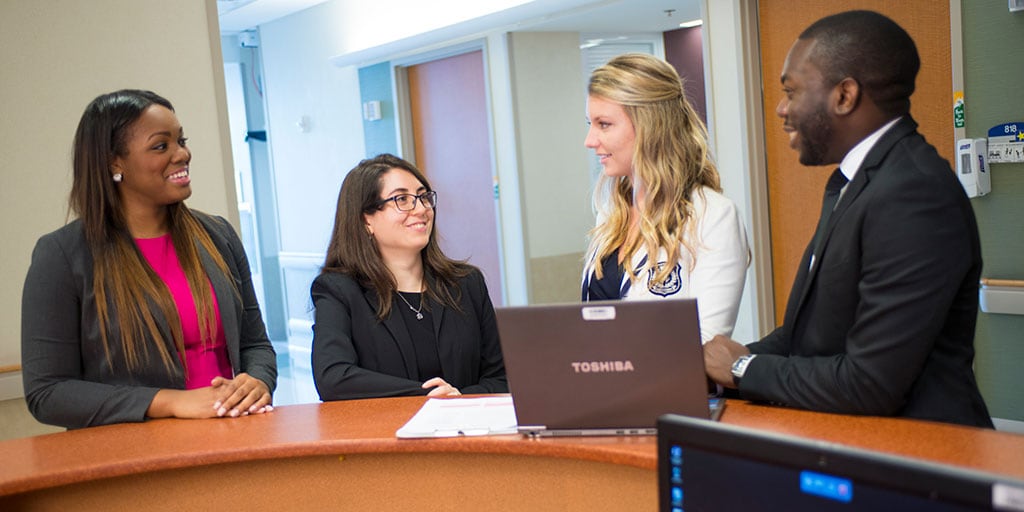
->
[739, 174, 975, 415]
[458, 270, 507, 394]
[689, 192, 750, 342]
[212, 216, 277, 393]
[310, 275, 426, 400]
[747, 326, 789, 355]
[21, 233, 159, 429]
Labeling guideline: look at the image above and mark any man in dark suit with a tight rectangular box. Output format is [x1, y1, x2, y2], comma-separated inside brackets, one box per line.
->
[704, 10, 993, 427]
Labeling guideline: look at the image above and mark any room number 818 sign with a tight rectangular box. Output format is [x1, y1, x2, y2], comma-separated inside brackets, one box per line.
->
[987, 122, 1024, 164]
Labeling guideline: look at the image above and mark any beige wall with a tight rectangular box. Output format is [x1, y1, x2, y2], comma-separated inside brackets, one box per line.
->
[0, 0, 237, 398]
[508, 32, 592, 304]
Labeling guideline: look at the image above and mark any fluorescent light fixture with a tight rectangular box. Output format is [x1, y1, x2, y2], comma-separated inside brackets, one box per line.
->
[679, 19, 703, 28]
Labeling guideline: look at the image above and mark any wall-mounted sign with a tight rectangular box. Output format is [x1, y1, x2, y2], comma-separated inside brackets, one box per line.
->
[988, 122, 1024, 164]
[953, 92, 965, 129]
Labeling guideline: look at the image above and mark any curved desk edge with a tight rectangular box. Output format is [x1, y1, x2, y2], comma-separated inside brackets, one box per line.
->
[5, 396, 1024, 497]
[0, 396, 655, 496]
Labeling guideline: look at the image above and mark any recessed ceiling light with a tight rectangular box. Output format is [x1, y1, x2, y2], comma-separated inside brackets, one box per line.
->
[679, 19, 703, 28]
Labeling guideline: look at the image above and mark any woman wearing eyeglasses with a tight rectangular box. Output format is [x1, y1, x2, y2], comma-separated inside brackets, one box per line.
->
[310, 154, 507, 400]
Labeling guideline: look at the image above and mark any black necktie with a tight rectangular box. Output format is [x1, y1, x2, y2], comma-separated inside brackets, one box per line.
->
[811, 168, 848, 256]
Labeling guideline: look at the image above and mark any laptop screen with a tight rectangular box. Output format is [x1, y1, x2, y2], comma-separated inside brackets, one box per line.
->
[657, 414, 1024, 511]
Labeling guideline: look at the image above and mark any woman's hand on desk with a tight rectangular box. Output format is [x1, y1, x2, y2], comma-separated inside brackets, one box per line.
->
[423, 377, 461, 397]
[210, 373, 273, 417]
[148, 387, 226, 419]
[146, 374, 273, 419]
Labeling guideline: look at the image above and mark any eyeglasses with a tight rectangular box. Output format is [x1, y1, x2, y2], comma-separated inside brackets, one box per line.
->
[374, 190, 438, 212]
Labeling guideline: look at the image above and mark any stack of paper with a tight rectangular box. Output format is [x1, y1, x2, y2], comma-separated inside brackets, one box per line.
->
[396, 396, 518, 438]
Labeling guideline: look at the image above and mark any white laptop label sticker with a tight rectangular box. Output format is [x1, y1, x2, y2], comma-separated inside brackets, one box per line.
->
[581, 306, 616, 321]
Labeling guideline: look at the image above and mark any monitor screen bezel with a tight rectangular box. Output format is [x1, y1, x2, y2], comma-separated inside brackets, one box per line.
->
[656, 413, 1023, 511]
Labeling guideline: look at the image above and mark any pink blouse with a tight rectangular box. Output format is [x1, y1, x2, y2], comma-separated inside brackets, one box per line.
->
[135, 234, 233, 389]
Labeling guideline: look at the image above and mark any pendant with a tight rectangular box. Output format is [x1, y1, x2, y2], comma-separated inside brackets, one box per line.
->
[416, 312, 424, 320]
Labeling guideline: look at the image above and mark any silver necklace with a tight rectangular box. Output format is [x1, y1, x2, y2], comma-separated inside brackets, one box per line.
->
[397, 291, 424, 320]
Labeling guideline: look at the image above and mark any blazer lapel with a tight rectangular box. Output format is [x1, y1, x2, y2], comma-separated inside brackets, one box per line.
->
[786, 242, 814, 328]
[197, 240, 241, 372]
[366, 287, 419, 379]
[791, 174, 867, 318]
[133, 294, 186, 382]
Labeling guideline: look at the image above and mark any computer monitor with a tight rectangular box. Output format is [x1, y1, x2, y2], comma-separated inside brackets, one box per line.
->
[657, 414, 1024, 511]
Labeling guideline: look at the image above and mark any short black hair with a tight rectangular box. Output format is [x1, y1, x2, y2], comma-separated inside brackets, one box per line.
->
[800, 10, 919, 116]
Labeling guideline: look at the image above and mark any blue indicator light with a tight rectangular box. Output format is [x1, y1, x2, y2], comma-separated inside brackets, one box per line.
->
[671, 486, 684, 505]
[800, 470, 853, 503]
[670, 445, 683, 466]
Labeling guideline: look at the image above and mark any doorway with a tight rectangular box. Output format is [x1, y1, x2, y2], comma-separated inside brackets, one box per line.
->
[400, 49, 505, 305]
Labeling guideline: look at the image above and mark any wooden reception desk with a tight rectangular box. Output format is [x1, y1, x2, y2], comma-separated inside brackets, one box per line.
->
[2, 396, 1023, 511]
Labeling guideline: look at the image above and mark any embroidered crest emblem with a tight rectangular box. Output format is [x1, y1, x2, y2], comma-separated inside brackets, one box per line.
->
[647, 262, 682, 297]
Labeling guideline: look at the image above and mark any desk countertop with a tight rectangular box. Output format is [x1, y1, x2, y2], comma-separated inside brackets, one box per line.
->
[3, 395, 1023, 497]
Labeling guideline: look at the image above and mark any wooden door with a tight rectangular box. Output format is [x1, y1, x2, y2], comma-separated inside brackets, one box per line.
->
[758, 2, 953, 324]
[406, 50, 504, 305]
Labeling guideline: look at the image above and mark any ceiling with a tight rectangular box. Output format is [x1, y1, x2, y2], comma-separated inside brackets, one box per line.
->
[217, 0, 332, 34]
[518, 0, 701, 34]
[217, 0, 701, 37]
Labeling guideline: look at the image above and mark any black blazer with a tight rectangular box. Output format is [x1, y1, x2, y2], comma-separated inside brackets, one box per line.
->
[21, 212, 277, 429]
[311, 268, 507, 400]
[741, 117, 992, 428]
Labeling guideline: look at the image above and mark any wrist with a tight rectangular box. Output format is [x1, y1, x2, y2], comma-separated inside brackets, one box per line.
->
[146, 389, 177, 419]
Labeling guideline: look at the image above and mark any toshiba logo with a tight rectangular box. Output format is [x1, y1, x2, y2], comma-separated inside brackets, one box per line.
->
[571, 361, 635, 373]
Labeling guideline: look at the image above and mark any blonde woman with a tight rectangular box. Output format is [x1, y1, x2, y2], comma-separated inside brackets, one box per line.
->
[581, 53, 749, 342]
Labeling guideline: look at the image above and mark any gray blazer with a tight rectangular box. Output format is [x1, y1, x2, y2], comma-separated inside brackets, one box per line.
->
[21, 212, 277, 429]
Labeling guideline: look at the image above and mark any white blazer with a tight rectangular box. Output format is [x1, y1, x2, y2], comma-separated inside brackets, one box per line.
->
[581, 187, 750, 342]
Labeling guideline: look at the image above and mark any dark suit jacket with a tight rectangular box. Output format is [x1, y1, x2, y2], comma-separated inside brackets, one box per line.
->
[21, 212, 277, 429]
[311, 268, 507, 400]
[741, 117, 992, 428]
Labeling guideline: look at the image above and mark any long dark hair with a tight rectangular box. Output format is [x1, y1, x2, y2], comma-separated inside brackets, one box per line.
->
[321, 154, 473, 320]
[70, 89, 234, 374]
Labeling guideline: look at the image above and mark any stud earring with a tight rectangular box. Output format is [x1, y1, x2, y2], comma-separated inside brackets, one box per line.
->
[113, 173, 123, 183]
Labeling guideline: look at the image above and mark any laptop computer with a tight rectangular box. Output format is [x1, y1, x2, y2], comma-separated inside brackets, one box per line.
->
[657, 414, 1024, 511]
[495, 299, 723, 437]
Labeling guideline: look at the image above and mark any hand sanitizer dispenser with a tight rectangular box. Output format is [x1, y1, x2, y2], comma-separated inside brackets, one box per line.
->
[957, 138, 990, 198]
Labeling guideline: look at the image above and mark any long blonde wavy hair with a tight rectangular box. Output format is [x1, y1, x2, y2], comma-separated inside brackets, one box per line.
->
[586, 53, 721, 286]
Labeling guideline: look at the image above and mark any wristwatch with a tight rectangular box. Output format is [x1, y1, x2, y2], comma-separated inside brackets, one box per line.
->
[730, 354, 756, 386]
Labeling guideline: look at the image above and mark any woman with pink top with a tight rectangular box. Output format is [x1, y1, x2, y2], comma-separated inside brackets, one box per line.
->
[21, 90, 277, 429]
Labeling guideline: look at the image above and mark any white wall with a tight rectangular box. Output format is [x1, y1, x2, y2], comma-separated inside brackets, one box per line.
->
[0, 0, 237, 398]
[508, 32, 593, 259]
[258, 2, 366, 256]
[256, 2, 367, 351]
